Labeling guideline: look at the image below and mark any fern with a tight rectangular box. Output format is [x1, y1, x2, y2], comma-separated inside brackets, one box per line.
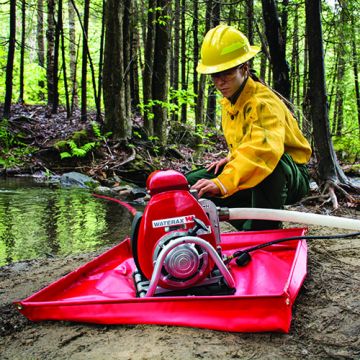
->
[60, 140, 98, 159]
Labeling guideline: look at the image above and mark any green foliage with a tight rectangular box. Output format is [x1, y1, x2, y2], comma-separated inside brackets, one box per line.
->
[0, 120, 37, 168]
[91, 121, 112, 141]
[148, 7, 171, 26]
[194, 123, 216, 149]
[333, 134, 360, 163]
[138, 88, 197, 122]
[169, 88, 197, 108]
[55, 122, 111, 160]
[148, 135, 160, 154]
[59, 140, 97, 159]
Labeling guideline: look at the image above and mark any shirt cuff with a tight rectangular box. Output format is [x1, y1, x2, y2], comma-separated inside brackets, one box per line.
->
[212, 178, 228, 196]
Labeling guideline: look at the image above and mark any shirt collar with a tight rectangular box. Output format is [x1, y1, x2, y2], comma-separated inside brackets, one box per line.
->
[220, 76, 257, 115]
[228, 76, 248, 104]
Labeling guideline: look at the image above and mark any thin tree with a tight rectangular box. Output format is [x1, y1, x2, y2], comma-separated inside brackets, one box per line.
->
[3, 0, 16, 118]
[350, 8, 360, 136]
[171, 0, 180, 122]
[81, 0, 90, 121]
[37, 0, 45, 100]
[60, 0, 70, 117]
[206, 0, 220, 128]
[52, 0, 62, 114]
[261, 0, 290, 99]
[195, 0, 213, 127]
[97, 0, 106, 121]
[192, 0, 199, 100]
[46, 0, 55, 106]
[246, 0, 254, 67]
[37, 0, 45, 67]
[305, 0, 356, 208]
[152, 0, 171, 145]
[180, 0, 187, 123]
[68, 0, 78, 112]
[280, 0, 289, 55]
[290, 3, 300, 115]
[123, 0, 132, 120]
[130, 3, 141, 113]
[18, 0, 26, 104]
[142, 0, 156, 136]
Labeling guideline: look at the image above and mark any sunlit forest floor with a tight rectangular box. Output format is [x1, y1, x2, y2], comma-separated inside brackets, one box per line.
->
[1, 104, 360, 359]
[1, 104, 228, 184]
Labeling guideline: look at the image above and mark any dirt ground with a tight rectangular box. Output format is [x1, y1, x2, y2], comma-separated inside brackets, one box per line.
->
[1, 208, 359, 360]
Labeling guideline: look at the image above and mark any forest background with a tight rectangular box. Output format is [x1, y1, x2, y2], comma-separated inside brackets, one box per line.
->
[0, 0, 359, 207]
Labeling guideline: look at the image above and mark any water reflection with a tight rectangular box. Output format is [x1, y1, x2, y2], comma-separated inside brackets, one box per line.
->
[0, 178, 135, 266]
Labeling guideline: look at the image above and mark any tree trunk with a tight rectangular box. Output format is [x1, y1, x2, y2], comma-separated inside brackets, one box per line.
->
[152, 0, 171, 145]
[142, 0, 156, 136]
[68, 0, 78, 112]
[192, 0, 199, 99]
[255, 19, 269, 82]
[52, 0, 62, 114]
[37, 0, 45, 100]
[37, 0, 45, 67]
[123, 0, 132, 120]
[130, 1, 140, 113]
[280, 0, 289, 55]
[305, 0, 348, 185]
[81, 0, 90, 121]
[46, 0, 55, 106]
[18, 0, 26, 104]
[171, 0, 180, 122]
[195, 0, 213, 127]
[350, 13, 360, 137]
[334, 51, 345, 136]
[96, 0, 106, 122]
[290, 3, 300, 115]
[180, 0, 187, 123]
[3, 0, 16, 118]
[97, 0, 106, 122]
[246, 0, 254, 67]
[103, 0, 130, 140]
[205, 1, 220, 128]
[261, 0, 290, 99]
[60, 0, 70, 118]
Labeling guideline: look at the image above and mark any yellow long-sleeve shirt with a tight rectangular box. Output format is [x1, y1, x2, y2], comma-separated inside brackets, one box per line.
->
[212, 76, 312, 197]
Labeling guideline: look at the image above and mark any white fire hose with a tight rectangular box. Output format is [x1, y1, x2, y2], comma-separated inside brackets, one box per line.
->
[226, 208, 360, 231]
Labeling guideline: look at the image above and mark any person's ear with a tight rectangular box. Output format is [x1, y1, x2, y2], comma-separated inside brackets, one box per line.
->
[242, 63, 249, 74]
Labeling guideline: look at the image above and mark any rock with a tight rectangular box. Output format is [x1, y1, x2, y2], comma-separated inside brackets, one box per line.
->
[130, 188, 148, 199]
[93, 186, 113, 194]
[57, 172, 99, 189]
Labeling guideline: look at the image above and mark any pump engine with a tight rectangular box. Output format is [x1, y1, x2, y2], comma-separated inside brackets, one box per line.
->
[131, 170, 235, 297]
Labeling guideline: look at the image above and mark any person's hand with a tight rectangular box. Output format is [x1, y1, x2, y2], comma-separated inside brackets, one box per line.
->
[190, 179, 221, 198]
[205, 157, 228, 175]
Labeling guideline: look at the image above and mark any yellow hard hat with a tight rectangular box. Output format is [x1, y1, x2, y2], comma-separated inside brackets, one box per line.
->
[197, 25, 261, 74]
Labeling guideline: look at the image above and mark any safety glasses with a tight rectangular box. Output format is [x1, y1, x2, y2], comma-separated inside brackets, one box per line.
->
[211, 64, 245, 81]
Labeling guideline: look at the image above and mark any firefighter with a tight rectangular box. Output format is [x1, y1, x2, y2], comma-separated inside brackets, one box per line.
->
[187, 24, 312, 231]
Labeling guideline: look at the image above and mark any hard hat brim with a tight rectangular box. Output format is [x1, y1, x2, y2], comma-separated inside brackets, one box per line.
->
[196, 45, 261, 74]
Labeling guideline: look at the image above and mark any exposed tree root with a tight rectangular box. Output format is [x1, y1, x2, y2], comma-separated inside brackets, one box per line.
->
[302, 179, 359, 210]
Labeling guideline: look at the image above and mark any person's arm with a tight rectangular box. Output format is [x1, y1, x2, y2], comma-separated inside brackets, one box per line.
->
[205, 157, 229, 174]
[213, 99, 285, 197]
[191, 179, 221, 198]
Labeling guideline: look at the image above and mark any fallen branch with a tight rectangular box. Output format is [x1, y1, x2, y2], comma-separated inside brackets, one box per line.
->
[109, 146, 136, 169]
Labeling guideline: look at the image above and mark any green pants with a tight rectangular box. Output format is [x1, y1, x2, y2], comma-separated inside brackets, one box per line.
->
[186, 153, 310, 231]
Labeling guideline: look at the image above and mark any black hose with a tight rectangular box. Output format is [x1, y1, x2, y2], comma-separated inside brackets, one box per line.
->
[228, 231, 360, 266]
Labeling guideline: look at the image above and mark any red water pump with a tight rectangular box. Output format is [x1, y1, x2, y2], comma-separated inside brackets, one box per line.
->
[131, 170, 235, 297]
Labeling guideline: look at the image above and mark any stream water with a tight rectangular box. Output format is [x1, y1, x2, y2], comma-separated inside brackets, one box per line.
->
[0, 177, 136, 266]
